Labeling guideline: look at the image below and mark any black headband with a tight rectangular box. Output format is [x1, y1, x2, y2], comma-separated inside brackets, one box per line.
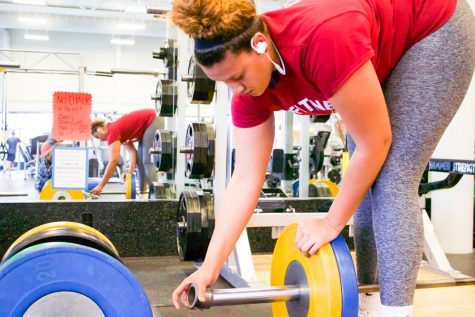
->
[193, 17, 260, 53]
[194, 37, 226, 51]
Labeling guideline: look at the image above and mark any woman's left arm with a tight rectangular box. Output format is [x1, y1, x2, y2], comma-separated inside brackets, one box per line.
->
[296, 60, 392, 255]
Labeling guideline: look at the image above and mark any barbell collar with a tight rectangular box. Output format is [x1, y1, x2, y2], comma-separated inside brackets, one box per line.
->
[181, 74, 194, 82]
[180, 146, 194, 154]
[149, 147, 162, 154]
[150, 94, 162, 101]
[186, 284, 301, 309]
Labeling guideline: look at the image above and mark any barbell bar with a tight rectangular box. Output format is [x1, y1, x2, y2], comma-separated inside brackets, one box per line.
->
[187, 277, 475, 309]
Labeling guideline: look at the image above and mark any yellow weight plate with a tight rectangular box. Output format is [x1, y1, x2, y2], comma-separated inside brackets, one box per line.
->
[342, 151, 349, 175]
[271, 223, 342, 317]
[39, 180, 85, 201]
[308, 179, 339, 197]
[125, 172, 132, 199]
[2, 221, 119, 262]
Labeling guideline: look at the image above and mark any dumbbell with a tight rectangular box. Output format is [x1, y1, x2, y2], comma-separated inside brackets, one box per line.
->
[0, 221, 152, 316]
[186, 223, 475, 317]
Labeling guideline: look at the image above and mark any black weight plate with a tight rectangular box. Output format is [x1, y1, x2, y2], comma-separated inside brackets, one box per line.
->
[187, 56, 216, 104]
[328, 169, 342, 185]
[203, 123, 215, 178]
[159, 80, 177, 117]
[185, 123, 205, 178]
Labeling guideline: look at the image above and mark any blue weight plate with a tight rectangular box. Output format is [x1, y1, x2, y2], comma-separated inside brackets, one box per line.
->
[87, 180, 100, 191]
[0, 242, 152, 317]
[131, 173, 136, 199]
[330, 235, 358, 317]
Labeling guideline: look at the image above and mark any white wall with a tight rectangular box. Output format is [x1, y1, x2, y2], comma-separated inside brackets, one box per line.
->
[4, 29, 166, 114]
[0, 28, 171, 142]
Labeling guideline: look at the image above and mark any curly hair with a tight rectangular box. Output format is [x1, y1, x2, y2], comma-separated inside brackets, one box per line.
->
[91, 119, 105, 135]
[170, 0, 264, 66]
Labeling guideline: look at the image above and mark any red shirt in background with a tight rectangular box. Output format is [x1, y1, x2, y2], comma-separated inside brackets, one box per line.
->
[231, 0, 457, 128]
[107, 109, 156, 145]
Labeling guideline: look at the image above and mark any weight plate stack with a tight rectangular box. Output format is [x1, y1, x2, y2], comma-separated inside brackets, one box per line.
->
[176, 190, 215, 261]
[0, 243, 152, 317]
[0, 222, 152, 316]
[177, 191, 205, 261]
[187, 56, 216, 104]
[184, 123, 215, 179]
[158, 80, 177, 117]
[151, 129, 176, 173]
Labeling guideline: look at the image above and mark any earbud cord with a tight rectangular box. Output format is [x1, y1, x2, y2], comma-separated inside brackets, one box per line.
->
[269, 38, 286, 75]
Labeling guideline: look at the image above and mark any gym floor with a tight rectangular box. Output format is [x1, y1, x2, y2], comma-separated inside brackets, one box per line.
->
[1, 171, 475, 316]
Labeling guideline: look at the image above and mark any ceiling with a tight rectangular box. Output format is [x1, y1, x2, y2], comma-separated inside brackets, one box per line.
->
[0, 0, 286, 40]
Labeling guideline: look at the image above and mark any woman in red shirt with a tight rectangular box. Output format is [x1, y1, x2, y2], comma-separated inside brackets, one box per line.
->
[170, 0, 475, 315]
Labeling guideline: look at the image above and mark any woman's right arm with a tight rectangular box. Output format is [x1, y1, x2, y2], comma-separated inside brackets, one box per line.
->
[172, 113, 275, 308]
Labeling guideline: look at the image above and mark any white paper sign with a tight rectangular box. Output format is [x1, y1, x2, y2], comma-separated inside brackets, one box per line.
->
[52, 147, 88, 190]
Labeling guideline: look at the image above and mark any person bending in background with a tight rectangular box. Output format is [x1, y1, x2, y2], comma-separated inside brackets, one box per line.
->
[2, 130, 21, 177]
[169, 0, 475, 316]
[40, 137, 58, 156]
[90, 109, 162, 196]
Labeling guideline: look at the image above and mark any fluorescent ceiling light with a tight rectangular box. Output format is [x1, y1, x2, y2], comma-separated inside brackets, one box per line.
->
[110, 38, 135, 45]
[118, 23, 146, 31]
[18, 16, 47, 25]
[13, 0, 45, 5]
[24, 33, 49, 41]
[125, 4, 146, 13]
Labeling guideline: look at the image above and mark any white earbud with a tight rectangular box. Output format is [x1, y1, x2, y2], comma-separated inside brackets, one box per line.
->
[255, 41, 267, 54]
[250, 36, 286, 75]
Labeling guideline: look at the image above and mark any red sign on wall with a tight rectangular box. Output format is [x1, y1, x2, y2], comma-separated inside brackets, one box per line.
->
[52, 92, 92, 141]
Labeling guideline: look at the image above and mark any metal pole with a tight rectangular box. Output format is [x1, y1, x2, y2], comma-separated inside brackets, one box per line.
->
[1, 71, 7, 135]
[187, 284, 301, 309]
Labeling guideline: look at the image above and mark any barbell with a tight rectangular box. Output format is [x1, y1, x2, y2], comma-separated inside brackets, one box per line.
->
[186, 223, 475, 317]
[39, 172, 138, 200]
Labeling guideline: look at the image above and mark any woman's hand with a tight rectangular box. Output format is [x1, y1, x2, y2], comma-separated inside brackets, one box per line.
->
[90, 184, 103, 196]
[172, 265, 220, 309]
[295, 217, 341, 256]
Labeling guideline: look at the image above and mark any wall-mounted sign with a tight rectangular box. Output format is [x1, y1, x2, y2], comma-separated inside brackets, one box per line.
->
[52, 91, 92, 141]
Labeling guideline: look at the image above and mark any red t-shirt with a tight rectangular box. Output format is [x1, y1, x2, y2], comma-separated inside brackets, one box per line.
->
[232, 0, 457, 128]
[107, 109, 156, 145]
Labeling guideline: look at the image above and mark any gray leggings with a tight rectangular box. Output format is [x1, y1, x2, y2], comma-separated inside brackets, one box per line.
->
[347, 0, 475, 307]
[137, 116, 163, 192]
